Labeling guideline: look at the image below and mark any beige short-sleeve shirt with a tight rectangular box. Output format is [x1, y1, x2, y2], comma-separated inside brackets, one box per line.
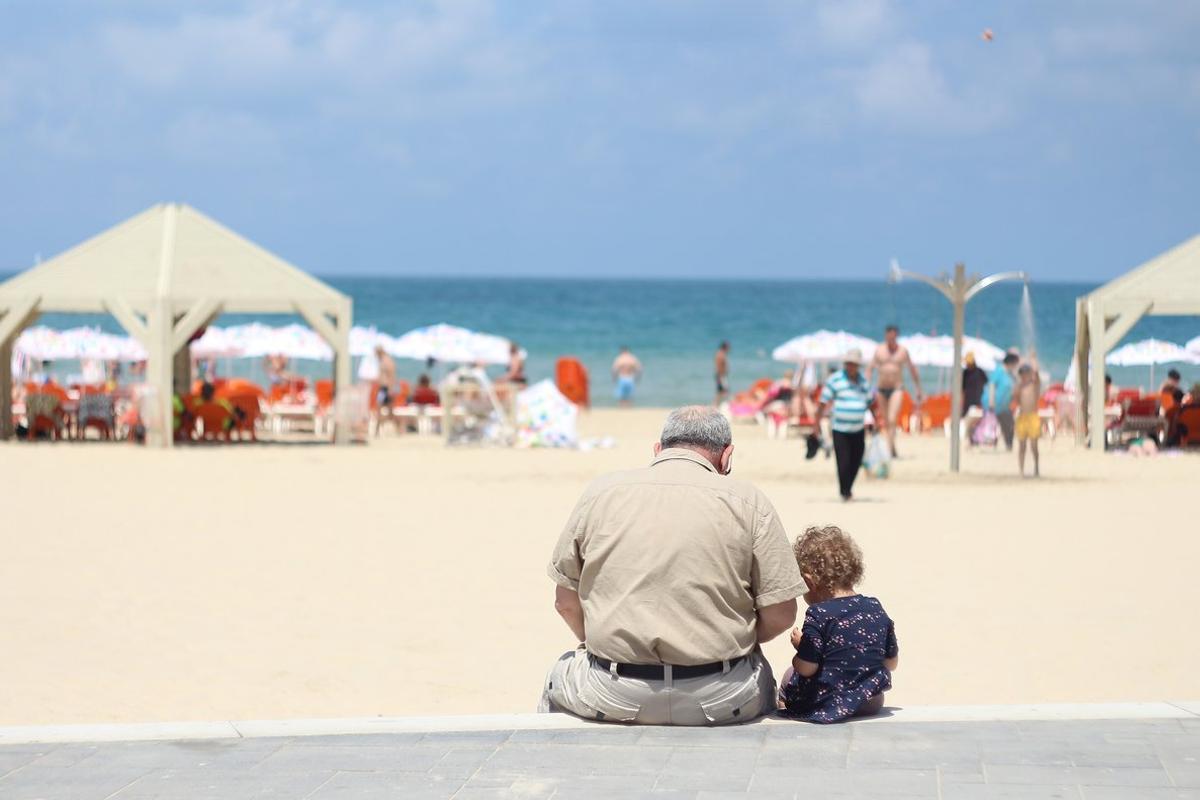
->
[548, 448, 806, 665]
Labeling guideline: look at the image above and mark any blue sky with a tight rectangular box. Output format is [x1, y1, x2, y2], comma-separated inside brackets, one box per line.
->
[1, 1, 1197, 280]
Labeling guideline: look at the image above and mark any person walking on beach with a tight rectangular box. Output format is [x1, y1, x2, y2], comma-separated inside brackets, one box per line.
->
[988, 351, 1020, 451]
[714, 341, 730, 406]
[814, 349, 874, 502]
[961, 352, 988, 446]
[866, 326, 923, 457]
[611, 347, 642, 407]
[541, 405, 805, 725]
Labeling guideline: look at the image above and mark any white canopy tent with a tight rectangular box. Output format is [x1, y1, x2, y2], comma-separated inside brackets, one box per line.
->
[0, 203, 353, 445]
[1074, 233, 1200, 450]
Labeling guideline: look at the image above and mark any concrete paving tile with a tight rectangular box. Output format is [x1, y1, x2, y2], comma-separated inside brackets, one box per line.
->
[286, 733, 426, 747]
[109, 766, 335, 799]
[664, 746, 757, 774]
[637, 725, 767, 748]
[508, 727, 644, 745]
[548, 773, 679, 798]
[939, 766, 987, 784]
[0, 748, 54, 778]
[763, 723, 853, 742]
[653, 769, 750, 792]
[417, 731, 513, 747]
[304, 769, 464, 799]
[0, 762, 150, 800]
[255, 742, 446, 773]
[1082, 789, 1200, 800]
[696, 791, 793, 800]
[427, 746, 496, 778]
[985, 765, 1078, 784]
[756, 744, 848, 769]
[979, 743, 1075, 766]
[475, 742, 671, 780]
[22, 743, 104, 768]
[750, 765, 937, 796]
[941, 784, 1082, 799]
[1069, 765, 1173, 787]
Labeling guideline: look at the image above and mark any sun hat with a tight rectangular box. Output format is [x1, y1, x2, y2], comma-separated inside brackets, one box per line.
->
[842, 348, 864, 365]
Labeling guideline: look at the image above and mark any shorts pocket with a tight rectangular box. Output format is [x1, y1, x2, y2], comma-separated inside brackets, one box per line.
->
[578, 670, 642, 722]
[698, 676, 763, 725]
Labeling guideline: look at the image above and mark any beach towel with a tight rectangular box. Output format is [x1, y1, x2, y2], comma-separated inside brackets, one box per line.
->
[516, 380, 578, 448]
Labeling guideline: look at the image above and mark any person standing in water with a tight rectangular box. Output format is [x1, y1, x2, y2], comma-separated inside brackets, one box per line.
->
[714, 341, 731, 406]
[866, 326, 923, 457]
[612, 346, 643, 407]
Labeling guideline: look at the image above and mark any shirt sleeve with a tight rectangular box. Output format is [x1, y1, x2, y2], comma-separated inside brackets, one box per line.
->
[749, 495, 807, 608]
[885, 619, 899, 660]
[795, 608, 824, 663]
[819, 381, 833, 404]
[547, 493, 591, 591]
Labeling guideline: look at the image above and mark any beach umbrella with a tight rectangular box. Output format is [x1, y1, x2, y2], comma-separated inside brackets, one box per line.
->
[1186, 335, 1200, 359]
[899, 334, 1005, 370]
[389, 323, 521, 365]
[220, 323, 333, 360]
[771, 330, 877, 363]
[349, 326, 397, 358]
[189, 326, 244, 359]
[1105, 338, 1198, 389]
[15, 325, 146, 362]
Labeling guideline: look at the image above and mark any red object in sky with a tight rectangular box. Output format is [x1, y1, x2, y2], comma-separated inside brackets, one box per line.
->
[981, 28, 994, 42]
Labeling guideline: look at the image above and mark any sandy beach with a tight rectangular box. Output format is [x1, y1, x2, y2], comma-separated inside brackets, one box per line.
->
[1, 409, 1196, 726]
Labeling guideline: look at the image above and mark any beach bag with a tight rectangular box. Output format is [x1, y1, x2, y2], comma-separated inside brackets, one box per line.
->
[863, 434, 891, 478]
[973, 411, 998, 446]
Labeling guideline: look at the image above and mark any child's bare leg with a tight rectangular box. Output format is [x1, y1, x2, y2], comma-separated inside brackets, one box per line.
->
[1031, 439, 1040, 477]
[1018, 439, 1026, 475]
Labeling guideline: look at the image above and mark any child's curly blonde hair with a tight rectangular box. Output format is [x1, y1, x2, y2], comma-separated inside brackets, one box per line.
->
[793, 525, 864, 590]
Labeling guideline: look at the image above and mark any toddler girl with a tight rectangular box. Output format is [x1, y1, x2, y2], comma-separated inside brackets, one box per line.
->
[778, 525, 898, 723]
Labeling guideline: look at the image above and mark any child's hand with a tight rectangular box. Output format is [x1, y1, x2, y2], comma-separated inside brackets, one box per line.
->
[789, 627, 803, 648]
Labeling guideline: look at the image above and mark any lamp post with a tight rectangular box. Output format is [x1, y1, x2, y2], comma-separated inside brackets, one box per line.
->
[888, 261, 1028, 472]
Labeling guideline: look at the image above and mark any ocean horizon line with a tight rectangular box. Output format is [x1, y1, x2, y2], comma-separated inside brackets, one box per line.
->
[0, 270, 1098, 289]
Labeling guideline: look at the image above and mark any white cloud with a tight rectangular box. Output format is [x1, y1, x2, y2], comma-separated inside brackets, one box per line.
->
[814, 0, 893, 50]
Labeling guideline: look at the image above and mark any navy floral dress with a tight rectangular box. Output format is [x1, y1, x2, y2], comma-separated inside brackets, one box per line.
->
[779, 595, 898, 723]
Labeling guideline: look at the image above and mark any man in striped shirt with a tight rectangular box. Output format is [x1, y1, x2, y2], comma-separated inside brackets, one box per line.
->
[815, 349, 874, 501]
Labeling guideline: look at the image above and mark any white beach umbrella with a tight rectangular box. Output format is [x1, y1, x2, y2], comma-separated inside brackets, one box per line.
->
[1104, 338, 1196, 367]
[1105, 338, 1197, 389]
[220, 323, 333, 360]
[1183, 335, 1200, 360]
[189, 326, 244, 359]
[349, 326, 397, 358]
[16, 326, 146, 362]
[899, 334, 1005, 370]
[771, 330, 877, 363]
[389, 323, 521, 365]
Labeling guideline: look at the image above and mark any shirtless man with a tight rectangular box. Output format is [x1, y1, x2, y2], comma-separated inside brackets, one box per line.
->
[612, 346, 643, 407]
[714, 341, 730, 406]
[375, 345, 398, 407]
[866, 325, 923, 457]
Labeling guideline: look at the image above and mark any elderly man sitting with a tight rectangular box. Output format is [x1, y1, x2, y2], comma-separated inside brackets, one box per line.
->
[540, 406, 806, 725]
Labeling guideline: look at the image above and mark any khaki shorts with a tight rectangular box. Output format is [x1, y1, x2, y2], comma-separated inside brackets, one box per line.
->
[538, 647, 777, 726]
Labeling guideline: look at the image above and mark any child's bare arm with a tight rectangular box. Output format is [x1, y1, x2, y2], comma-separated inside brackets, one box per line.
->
[884, 655, 899, 671]
[792, 653, 820, 678]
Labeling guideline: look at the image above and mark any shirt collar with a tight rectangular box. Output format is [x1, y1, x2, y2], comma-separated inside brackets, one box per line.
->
[651, 447, 719, 473]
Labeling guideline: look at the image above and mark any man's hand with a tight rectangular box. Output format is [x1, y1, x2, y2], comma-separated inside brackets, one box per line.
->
[789, 626, 803, 648]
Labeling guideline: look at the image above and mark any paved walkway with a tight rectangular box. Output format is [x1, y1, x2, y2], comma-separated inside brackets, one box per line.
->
[1, 715, 1198, 799]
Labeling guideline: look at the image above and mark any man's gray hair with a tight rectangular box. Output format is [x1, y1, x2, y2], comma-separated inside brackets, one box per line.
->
[659, 405, 732, 454]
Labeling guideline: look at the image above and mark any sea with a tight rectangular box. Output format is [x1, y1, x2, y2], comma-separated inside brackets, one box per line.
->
[25, 278, 1200, 406]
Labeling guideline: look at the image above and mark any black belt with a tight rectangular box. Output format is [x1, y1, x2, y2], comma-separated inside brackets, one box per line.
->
[589, 654, 747, 680]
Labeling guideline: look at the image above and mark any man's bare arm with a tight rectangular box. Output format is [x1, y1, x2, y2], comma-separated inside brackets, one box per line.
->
[554, 585, 586, 642]
[907, 353, 923, 396]
[756, 598, 798, 643]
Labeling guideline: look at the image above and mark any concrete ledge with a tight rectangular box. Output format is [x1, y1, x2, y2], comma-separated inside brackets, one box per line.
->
[1, 701, 1196, 745]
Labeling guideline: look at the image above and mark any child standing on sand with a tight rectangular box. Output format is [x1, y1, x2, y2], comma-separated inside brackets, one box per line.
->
[778, 526, 898, 723]
[1015, 352, 1042, 477]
